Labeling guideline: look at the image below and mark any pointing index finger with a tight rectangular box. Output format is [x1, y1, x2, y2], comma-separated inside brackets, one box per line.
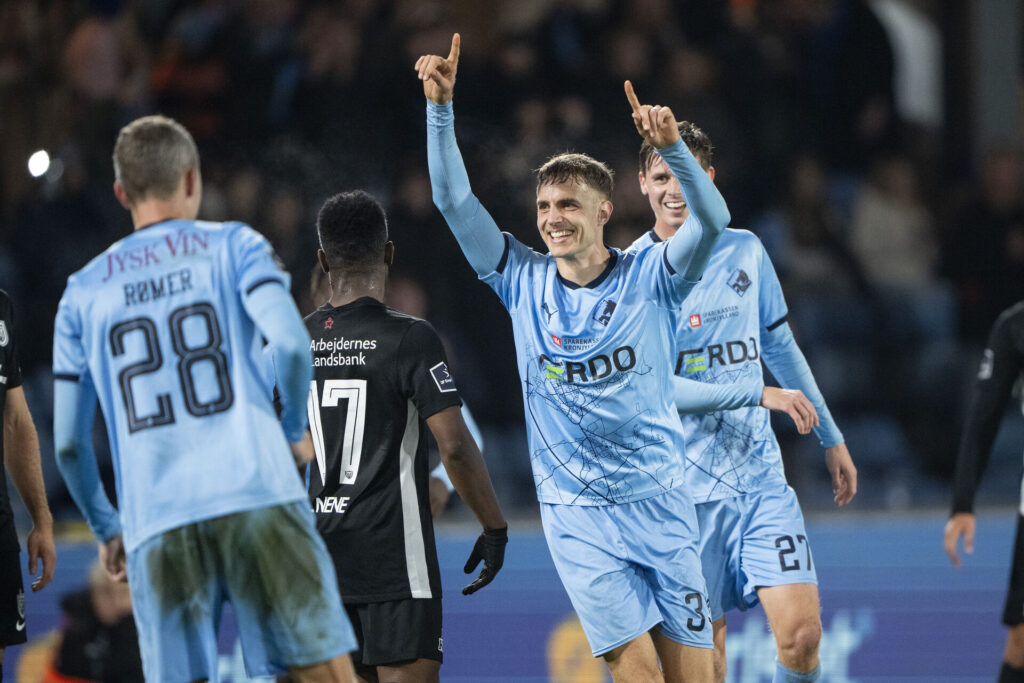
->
[624, 80, 641, 113]
[448, 33, 461, 65]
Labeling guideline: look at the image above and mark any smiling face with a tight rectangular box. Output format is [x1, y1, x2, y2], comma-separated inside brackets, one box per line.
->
[639, 154, 714, 237]
[536, 178, 612, 262]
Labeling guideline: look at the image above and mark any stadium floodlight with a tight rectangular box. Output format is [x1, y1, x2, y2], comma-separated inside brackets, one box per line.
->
[28, 150, 50, 178]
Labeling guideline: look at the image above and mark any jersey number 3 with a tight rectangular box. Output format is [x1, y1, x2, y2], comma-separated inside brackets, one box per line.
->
[307, 379, 367, 486]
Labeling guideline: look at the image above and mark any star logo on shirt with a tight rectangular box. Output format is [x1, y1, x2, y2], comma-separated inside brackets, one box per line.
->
[324, 317, 334, 330]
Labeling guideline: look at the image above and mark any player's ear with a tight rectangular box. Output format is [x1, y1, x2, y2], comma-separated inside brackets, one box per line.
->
[638, 170, 649, 195]
[707, 166, 716, 182]
[317, 249, 331, 274]
[384, 241, 395, 267]
[183, 167, 199, 198]
[113, 180, 133, 210]
[598, 200, 613, 226]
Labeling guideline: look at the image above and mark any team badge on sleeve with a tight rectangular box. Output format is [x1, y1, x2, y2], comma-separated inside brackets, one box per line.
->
[0, 320, 8, 347]
[430, 362, 457, 393]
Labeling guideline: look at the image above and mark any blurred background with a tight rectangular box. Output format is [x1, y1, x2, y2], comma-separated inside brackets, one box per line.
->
[1, 0, 1023, 680]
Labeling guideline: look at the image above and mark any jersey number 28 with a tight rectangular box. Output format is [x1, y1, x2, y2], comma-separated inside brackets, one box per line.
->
[110, 302, 233, 433]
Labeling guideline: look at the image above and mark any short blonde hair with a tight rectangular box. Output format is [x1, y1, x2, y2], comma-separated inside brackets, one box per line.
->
[113, 115, 199, 203]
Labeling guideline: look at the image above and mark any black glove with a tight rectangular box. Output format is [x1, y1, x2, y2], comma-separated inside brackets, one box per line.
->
[461, 525, 508, 595]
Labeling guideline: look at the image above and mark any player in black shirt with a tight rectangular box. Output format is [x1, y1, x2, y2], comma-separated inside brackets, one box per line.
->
[304, 190, 507, 682]
[945, 300, 1024, 683]
[0, 291, 56, 673]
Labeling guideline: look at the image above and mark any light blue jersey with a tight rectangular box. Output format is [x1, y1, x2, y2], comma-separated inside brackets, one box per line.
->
[485, 237, 701, 505]
[53, 219, 308, 552]
[631, 228, 843, 503]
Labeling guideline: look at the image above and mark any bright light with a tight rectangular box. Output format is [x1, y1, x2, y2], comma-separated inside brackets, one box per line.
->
[28, 150, 50, 178]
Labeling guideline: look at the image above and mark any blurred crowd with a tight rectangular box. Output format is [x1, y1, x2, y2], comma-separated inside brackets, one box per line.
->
[1, 0, 1023, 516]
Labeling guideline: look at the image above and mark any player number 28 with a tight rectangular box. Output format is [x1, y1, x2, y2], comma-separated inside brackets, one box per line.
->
[109, 302, 234, 433]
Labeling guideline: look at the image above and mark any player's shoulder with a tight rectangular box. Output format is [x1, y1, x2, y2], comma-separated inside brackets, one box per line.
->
[994, 300, 1024, 332]
[627, 230, 660, 254]
[718, 227, 763, 250]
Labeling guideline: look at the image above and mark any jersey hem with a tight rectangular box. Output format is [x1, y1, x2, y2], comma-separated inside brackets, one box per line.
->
[124, 492, 307, 553]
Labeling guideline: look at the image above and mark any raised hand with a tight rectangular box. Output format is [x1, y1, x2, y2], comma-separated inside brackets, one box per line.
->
[624, 80, 680, 149]
[415, 33, 461, 105]
[760, 387, 819, 435]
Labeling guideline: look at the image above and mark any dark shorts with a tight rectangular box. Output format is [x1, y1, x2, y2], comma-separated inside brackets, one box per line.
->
[1004, 513, 1024, 626]
[0, 550, 26, 647]
[344, 598, 443, 666]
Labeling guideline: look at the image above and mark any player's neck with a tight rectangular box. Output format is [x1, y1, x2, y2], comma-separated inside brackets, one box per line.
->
[130, 198, 195, 230]
[555, 246, 611, 286]
[328, 271, 386, 308]
[653, 219, 679, 242]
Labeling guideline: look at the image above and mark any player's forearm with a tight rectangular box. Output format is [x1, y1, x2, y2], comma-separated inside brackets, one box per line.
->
[673, 375, 762, 413]
[440, 444, 505, 530]
[426, 100, 506, 276]
[244, 284, 312, 442]
[53, 380, 121, 542]
[951, 390, 1008, 513]
[659, 139, 729, 280]
[762, 322, 844, 447]
[3, 402, 51, 526]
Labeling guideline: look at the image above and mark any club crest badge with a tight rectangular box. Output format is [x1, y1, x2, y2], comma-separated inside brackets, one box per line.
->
[727, 269, 751, 297]
[0, 321, 8, 347]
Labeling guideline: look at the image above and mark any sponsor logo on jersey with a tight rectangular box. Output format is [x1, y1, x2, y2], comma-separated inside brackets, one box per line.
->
[314, 496, 350, 514]
[593, 299, 617, 326]
[0, 362, 5, 386]
[727, 268, 752, 296]
[978, 348, 994, 380]
[675, 337, 759, 375]
[438, 637, 444, 653]
[542, 302, 558, 324]
[430, 362, 457, 393]
[0, 321, 8, 347]
[539, 346, 636, 384]
[689, 314, 702, 328]
[551, 334, 562, 347]
[324, 316, 334, 330]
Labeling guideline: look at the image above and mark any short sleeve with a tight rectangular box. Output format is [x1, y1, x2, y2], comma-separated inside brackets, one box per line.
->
[396, 321, 463, 420]
[230, 223, 291, 298]
[0, 293, 22, 389]
[52, 286, 87, 383]
[757, 240, 789, 331]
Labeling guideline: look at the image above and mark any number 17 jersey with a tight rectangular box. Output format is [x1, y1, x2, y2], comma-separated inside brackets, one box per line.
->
[304, 297, 462, 603]
[52, 219, 308, 553]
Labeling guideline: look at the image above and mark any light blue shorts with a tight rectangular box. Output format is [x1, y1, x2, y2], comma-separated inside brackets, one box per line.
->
[540, 487, 712, 656]
[696, 484, 817, 621]
[127, 501, 356, 681]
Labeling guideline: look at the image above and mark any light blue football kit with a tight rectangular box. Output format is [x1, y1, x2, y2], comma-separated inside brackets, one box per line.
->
[631, 227, 844, 625]
[427, 99, 751, 654]
[53, 219, 354, 680]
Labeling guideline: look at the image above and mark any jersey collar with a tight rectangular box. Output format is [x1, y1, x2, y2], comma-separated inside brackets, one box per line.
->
[556, 249, 618, 290]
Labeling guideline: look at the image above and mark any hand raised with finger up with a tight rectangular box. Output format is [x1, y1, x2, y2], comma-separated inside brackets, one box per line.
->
[415, 33, 461, 105]
[624, 80, 681, 149]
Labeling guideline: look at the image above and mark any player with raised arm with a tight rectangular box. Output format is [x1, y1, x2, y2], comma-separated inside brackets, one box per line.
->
[301, 190, 507, 683]
[945, 301, 1024, 683]
[630, 122, 857, 683]
[416, 34, 818, 682]
[52, 115, 355, 682]
[0, 292, 56, 676]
